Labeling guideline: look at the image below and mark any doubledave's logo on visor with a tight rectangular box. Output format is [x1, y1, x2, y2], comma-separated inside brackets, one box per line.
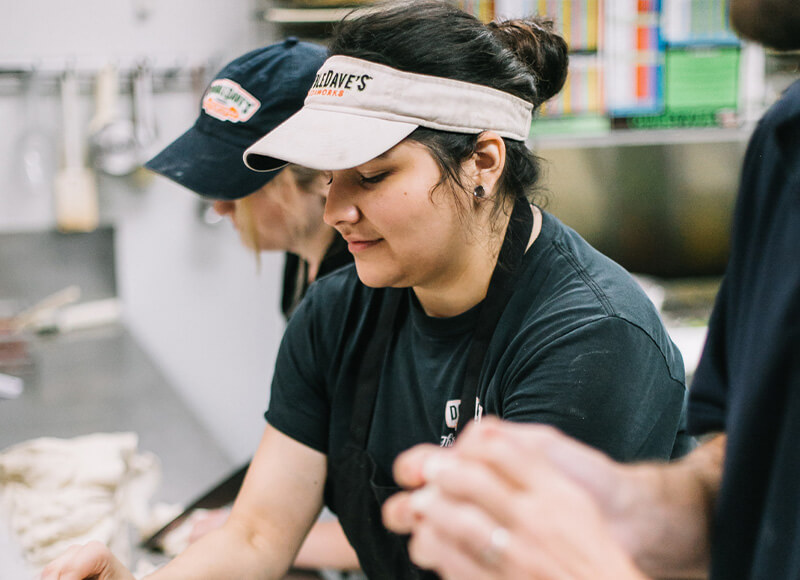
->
[203, 79, 261, 123]
[308, 69, 373, 97]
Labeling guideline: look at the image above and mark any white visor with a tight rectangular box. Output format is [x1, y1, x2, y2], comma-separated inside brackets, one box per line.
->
[243, 55, 533, 172]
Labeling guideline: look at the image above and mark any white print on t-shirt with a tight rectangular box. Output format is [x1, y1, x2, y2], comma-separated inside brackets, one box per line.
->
[441, 398, 484, 446]
[445, 399, 461, 429]
[474, 397, 484, 422]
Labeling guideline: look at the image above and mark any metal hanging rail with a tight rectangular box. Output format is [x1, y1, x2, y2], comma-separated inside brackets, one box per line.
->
[0, 59, 215, 97]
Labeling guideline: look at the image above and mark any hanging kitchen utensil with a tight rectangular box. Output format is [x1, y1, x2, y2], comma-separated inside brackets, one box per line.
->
[9, 285, 81, 334]
[88, 64, 139, 177]
[132, 62, 159, 163]
[54, 70, 99, 233]
[15, 69, 56, 196]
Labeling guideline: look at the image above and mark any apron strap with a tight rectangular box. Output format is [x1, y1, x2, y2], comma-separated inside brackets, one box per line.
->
[456, 196, 533, 432]
[349, 288, 405, 448]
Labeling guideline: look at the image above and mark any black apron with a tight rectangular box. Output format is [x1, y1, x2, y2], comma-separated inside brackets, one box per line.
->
[325, 197, 534, 579]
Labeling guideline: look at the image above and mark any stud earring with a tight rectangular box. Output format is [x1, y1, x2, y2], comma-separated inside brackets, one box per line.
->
[473, 185, 486, 199]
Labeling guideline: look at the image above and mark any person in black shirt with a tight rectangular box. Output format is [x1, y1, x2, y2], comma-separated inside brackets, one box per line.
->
[383, 1, 800, 578]
[41, 3, 690, 579]
[144, 41, 356, 571]
[145, 40, 351, 320]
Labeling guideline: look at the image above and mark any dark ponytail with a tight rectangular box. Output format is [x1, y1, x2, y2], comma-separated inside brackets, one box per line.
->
[329, 0, 569, 214]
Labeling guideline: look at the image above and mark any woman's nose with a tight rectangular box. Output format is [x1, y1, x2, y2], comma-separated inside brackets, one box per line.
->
[213, 200, 234, 216]
[324, 178, 359, 227]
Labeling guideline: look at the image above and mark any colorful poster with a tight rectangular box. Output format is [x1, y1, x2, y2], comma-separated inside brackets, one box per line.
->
[605, 0, 663, 115]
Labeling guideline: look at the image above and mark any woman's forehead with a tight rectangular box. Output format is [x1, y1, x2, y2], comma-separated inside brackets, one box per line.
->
[347, 140, 431, 171]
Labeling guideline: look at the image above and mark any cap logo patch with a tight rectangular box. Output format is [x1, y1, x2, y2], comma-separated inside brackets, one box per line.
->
[308, 69, 372, 97]
[203, 79, 261, 123]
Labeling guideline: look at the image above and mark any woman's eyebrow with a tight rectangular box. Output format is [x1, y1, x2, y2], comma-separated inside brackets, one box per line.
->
[356, 151, 394, 171]
[365, 151, 392, 164]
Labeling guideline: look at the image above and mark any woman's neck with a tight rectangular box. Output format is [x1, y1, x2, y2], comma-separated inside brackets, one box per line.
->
[413, 204, 541, 319]
[413, 247, 497, 318]
[291, 224, 337, 283]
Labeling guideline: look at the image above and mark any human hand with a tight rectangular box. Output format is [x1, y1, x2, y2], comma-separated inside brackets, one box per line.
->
[39, 541, 135, 580]
[383, 418, 650, 580]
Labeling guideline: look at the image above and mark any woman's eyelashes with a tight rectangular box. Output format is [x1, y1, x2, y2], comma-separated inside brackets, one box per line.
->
[328, 169, 390, 188]
[358, 171, 389, 186]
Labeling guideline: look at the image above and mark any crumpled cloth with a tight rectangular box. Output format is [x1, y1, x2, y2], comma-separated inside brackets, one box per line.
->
[0, 432, 173, 573]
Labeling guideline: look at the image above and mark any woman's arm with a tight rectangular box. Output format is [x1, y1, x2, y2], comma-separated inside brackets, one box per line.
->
[41, 424, 327, 580]
[150, 424, 326, 578]
[189, 511, 361, 571]
[293, 520, 360, 571]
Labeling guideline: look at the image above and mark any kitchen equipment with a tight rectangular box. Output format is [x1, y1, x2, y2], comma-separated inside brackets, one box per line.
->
[538, 138, 745, 277]
[0, 287, 81, 380]
[132, 63, 158, 163]
[89, 64, 139, 177]
[0, 328, 31, 380]
[15, 70, 56, 196]
[8, 285, 81, 334]
[36, 297, 122, 335]
[0, 372, 24, 399]
[0, 314, 31, 381]
[54, 70, 99, 233]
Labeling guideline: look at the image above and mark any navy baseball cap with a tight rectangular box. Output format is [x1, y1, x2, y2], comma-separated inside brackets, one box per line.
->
[144, 38, 327, 200]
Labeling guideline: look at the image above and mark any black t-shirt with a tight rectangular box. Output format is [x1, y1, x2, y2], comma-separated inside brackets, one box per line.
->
[268, 211, 690, 490]
[688, 80, 800, 580]
[281, 234, 351, 319]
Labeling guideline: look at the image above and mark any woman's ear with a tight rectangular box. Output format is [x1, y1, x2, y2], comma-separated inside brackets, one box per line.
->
[466, 131, 506, 197]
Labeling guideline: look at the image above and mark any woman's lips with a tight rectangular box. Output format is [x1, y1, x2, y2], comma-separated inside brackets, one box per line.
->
[347, 239, 381, 253]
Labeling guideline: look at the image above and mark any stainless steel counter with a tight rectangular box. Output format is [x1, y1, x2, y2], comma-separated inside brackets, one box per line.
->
[0, 228, 343, 579]
[0, 321, 349, 579]
[0, 323, 233, 504]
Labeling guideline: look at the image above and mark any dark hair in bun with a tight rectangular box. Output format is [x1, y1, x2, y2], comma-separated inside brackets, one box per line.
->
[330, 0, 569, 212]
[487, 18, 569, 106]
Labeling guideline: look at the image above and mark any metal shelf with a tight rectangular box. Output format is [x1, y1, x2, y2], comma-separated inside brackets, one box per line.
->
[262, 5, 376, 23]
[258, 3, 760, 151]
[531, 125, 755, 150]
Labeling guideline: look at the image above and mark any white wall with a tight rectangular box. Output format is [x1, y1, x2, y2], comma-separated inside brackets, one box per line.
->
[0, 0, 287, 462]
[114, 164, 286, 464]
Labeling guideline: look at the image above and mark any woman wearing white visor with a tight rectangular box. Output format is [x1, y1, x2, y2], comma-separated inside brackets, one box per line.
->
[41, 2, 691, 579]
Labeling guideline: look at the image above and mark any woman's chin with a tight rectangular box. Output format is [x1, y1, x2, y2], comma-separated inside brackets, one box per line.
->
[354, 264, 405, 289]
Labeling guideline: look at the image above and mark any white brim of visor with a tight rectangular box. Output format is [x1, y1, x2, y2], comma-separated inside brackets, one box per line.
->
[245, 107, 418, 171]
[244, 55, 533, 172]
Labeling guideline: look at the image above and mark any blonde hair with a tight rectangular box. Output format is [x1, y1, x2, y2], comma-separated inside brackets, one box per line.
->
[238, 165, 327, 271]
[237, 194, 262, 271]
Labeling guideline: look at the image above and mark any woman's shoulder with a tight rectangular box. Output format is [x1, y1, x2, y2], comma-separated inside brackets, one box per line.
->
[517, 211, 679, 362]
[529, 212, 657, 314]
